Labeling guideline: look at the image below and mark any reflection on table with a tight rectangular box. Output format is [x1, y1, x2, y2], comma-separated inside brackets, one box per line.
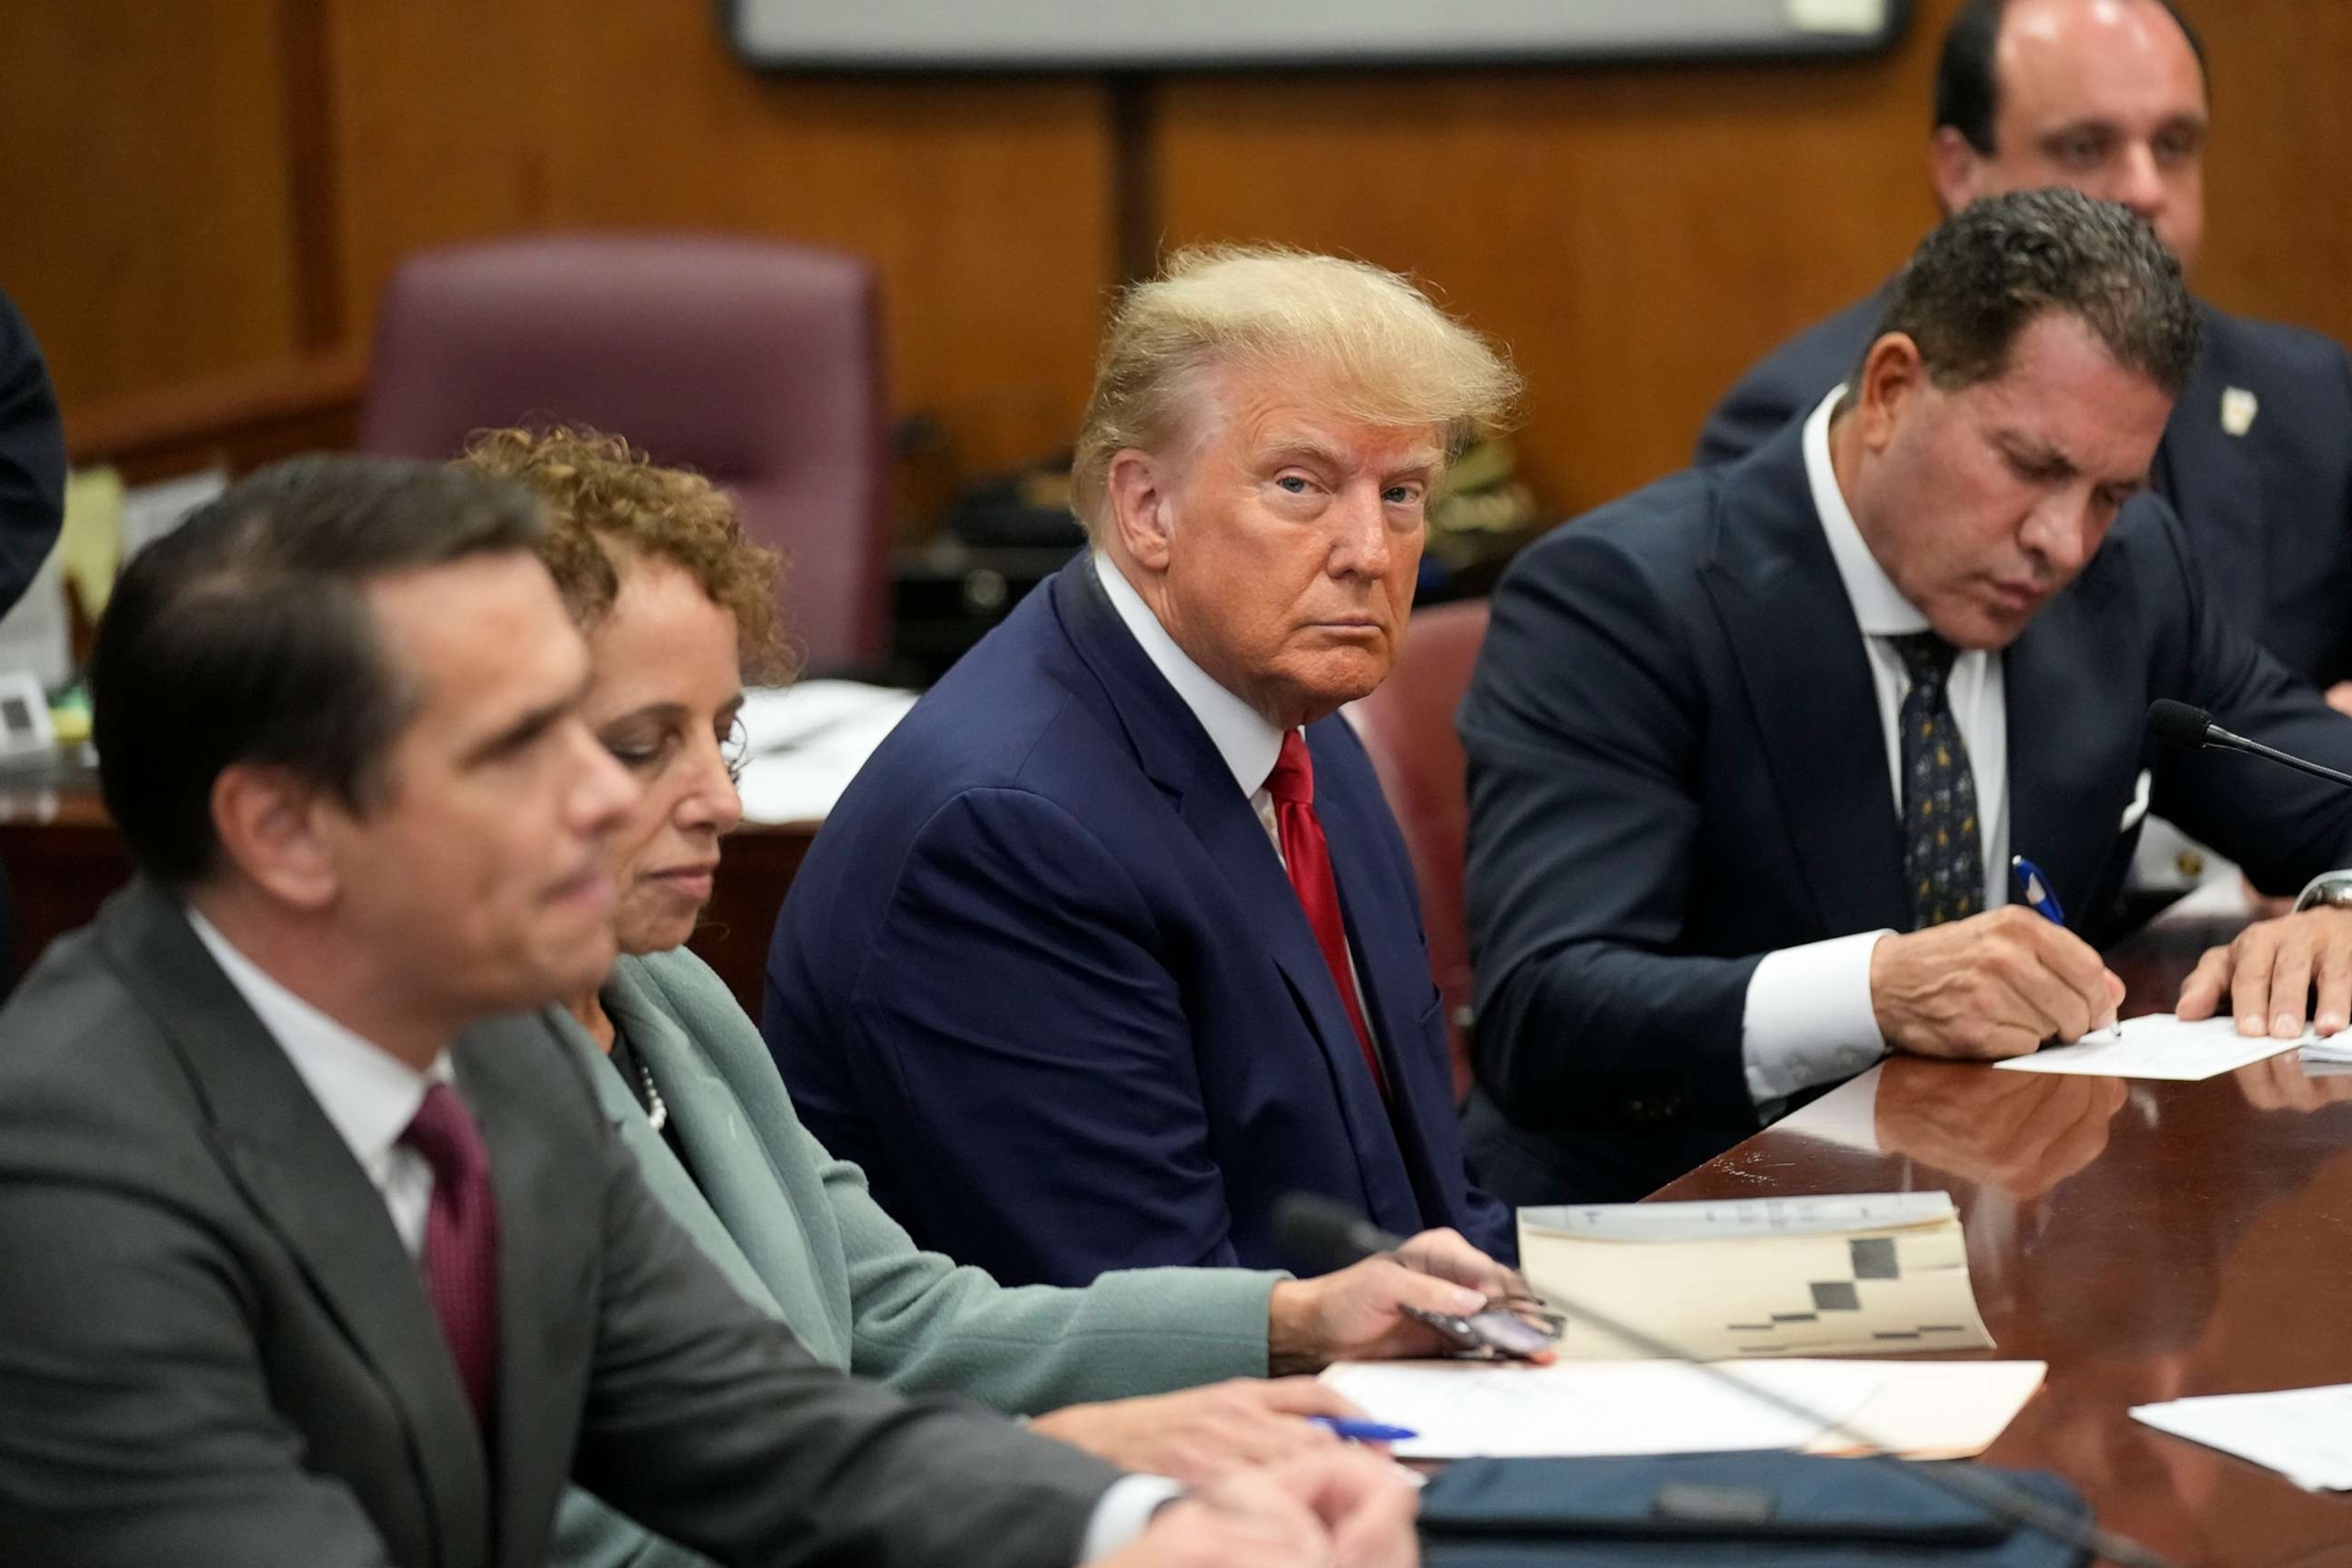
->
[1656, 900, 2352, 1566]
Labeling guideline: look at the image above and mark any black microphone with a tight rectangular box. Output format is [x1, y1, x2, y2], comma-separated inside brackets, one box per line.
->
[1274, 1192, 2180, 1568]
[2148, 698, 2352, 789]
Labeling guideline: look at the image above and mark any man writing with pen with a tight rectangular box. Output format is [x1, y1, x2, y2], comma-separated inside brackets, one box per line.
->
[1456, 190, 2352, 1205]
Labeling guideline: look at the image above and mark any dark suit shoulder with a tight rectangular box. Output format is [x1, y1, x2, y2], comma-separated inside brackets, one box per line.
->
[2200, 303, 2352, 395]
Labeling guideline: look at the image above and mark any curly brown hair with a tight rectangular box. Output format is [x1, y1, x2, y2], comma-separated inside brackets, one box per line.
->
[456, 426, 793, 683]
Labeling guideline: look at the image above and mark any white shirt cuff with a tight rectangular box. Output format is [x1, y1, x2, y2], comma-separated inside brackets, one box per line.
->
[1080, 1475, 1186, 1562]
[1742, 930, 1894, 1108]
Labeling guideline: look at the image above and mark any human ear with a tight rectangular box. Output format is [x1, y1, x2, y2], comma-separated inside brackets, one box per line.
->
[1105, 449, 1175, 573]
[1928, 126, 1989, 218]
[209, 764, 343, 913]
[1854, 333, 1928, 452]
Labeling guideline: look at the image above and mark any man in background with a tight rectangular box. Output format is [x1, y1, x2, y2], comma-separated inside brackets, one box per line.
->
[1463, 191, 2352, 1204]
[1699, 0, 2352, 701]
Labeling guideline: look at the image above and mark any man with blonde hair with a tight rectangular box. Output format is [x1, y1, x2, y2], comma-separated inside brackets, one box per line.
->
[765, 247, 1522, 1290]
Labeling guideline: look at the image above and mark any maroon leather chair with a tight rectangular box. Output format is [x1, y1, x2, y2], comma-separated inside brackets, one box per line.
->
[1347, 598, 1491, 1102]
[359, 233, 891, 670]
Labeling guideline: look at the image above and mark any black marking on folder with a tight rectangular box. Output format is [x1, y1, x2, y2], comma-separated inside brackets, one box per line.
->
[1728, 1323, 1775, 1332]
[1811, 1282, 1861, 1312]
[1850, 1237, 1899, 1279]
[1871, 1331, 1922, 1341]
[1769, 1312, 1818, 1323]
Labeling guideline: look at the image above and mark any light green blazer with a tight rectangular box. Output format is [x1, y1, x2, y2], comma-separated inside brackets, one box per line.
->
[551, 948, 1279, 1568]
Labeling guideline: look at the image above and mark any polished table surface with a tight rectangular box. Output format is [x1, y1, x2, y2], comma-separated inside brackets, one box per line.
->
[1655, 899, 2352, 1566]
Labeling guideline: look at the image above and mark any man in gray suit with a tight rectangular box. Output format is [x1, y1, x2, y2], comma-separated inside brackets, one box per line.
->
[0, 456, 1416, 1568]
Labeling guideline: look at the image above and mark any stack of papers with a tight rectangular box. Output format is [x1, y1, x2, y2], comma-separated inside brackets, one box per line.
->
[2132, 1385, 2352, 1490]
[1994, 1012, 2305, 1080]
[1319, 1358, 2047, 1462]
[1517, 1193, 1992, 1361]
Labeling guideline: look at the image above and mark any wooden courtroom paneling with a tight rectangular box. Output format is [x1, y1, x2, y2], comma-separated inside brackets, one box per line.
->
[325, 0, 1116, 480]
[1, 0, 306, 411]
[1154, 0, 2352, 519]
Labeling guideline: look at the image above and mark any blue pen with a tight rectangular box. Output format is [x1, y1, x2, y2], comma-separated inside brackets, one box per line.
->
[1308, 1416, 1419, 1443]
[2010, 854, 2066, 925]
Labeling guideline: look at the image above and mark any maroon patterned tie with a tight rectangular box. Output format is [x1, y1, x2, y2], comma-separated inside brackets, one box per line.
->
[400, 1082, 501, 1427]
[1266, 730, 1391, 1103]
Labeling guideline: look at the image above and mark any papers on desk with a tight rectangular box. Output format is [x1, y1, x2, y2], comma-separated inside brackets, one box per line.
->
[2132, 1385, 2352, 1491]
[1993, 1012, 2305, 1080]
[1517, 1194, 1994, 1361]
[1320, 1358, 2047, 1462]
[733, 681, 919, 825]
[2295, 1033, 2352, 1067]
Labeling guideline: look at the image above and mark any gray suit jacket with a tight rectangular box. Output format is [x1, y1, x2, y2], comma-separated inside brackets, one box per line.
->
[0, 882, 1120, 1568]
[552, 947, 1279, 1568]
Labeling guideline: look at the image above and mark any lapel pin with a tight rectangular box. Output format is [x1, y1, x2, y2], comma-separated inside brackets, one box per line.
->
[2221, 386, 2259, 438]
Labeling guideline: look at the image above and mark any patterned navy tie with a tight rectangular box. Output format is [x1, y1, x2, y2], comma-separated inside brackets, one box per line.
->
[1891, 632, 1984, 931]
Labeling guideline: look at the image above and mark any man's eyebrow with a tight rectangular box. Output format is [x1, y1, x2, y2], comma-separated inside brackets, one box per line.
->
[462, 671, 590, 767]
[1994, 432, 2078, 479]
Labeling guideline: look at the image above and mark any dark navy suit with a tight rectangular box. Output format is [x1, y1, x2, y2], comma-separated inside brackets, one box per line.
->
[764, 555, 1511, 1286]
[1698, 289, 2352, 688]
[1460, 419, 2352, 1204]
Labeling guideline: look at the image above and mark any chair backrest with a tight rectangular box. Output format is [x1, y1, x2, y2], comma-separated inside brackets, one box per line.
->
[1346, 598, 1490, 1101]
[359, 232, 892, 671]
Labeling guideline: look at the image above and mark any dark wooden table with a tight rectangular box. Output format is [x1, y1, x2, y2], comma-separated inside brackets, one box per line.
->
[0, 781, 816, 1018]
[1657, 900, 2352, 1566]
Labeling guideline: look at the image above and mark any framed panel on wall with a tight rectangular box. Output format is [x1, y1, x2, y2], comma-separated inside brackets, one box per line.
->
[722, 0, 1913, 71]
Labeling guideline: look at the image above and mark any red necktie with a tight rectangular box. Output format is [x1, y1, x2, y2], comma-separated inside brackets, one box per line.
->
[400, 1082, 501, 1428]
[1266, 730, 1390, 1103]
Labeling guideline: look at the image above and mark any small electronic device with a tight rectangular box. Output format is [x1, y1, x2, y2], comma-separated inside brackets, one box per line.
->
[1400, 1303, 1561, 1361]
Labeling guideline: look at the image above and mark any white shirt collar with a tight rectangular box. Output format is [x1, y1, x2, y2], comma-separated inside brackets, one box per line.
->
[185, 906, 449, 1171]
[1093, 550, 1289, 798]
[1802, 387, 1930, 638]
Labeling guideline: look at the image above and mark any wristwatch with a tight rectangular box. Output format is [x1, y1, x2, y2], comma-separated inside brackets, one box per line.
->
[2292, 871, 2352, 913]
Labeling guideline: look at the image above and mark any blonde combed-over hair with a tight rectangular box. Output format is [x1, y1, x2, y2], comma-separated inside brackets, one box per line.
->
[1070, 245, 1523, 539]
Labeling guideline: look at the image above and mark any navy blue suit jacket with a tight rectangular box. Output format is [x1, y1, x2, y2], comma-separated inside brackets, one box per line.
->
[1460, 419, 2352, 1204]
[764, 555, 1512, 1286]
[1697, 289, 2352, 687]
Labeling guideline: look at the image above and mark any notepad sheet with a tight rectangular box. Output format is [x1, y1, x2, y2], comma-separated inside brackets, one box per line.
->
[1992, 1012, 2305, 1080]
[2132, 1384, 2352, 1490]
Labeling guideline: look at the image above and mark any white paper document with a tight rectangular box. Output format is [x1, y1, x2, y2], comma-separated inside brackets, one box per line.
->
[1521, 1192, 1958, 1243]
[1321, 1358, 2046, 1462]
[1319, 1359, 1882, 1460]
[1992, 1012, 2305, 1080]
[2132, 1384, 2352, 1491]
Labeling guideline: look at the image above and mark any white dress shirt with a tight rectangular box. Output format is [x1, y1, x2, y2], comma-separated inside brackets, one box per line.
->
[188, 903, 1174, 1560]
[1739, 389, 2012, 1108]
[186, 906, 449, 1256]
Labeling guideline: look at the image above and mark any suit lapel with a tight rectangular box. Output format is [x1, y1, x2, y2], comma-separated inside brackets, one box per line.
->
[1312, 728, 1458, 1229]
[1698, 426, 1909, 936]
[1054, 560, 1421, 1227]
[99, 883, 491, 1568]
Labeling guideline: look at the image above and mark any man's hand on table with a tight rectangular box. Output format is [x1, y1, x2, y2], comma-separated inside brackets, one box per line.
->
[1870, 907, 2125, 1060]
[2177, 906, 2352, 1038]
[1105, 1449, 1419, 1568]
[1267, 1228, 1550, 1372]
